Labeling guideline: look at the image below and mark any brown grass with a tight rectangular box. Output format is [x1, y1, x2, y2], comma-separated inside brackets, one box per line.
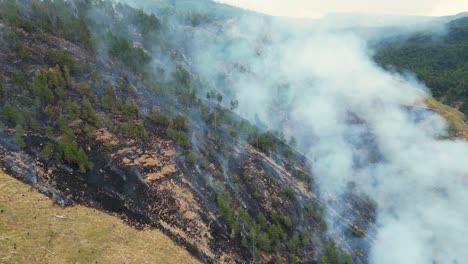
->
[0, 171, 200, 264]
[424, 97, 468, 140]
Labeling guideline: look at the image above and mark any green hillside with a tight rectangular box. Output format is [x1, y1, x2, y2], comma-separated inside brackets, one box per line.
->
[375, 17, 468, 116]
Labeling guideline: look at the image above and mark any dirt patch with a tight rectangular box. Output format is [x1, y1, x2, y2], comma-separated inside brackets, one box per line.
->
[95, 128, 119, 145]
[162, 149, 177, 157]
[135, 154, 162, 167]
[145, 165, 176, 182]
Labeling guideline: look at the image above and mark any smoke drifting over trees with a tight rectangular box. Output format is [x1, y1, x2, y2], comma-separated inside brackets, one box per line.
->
[182, 11, 468, 264]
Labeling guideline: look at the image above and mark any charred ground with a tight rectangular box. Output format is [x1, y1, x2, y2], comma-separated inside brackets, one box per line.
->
[0, 1, 377, 263]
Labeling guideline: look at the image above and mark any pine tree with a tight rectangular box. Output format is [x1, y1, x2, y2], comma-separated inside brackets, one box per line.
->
[324, 241, 340, 264]
[48, 64, 65, 97]
[318, 257, 328, 264]
[81, 97, 100, 126]
[15, 125, 25, 147]
[65, 98, 80, 119]
[41, 142, 54, 160]
[32, 71, 54, 105]
[101, 83, 115, 111]
[76, 147, 92, 173]
[1, 102, 20, 125]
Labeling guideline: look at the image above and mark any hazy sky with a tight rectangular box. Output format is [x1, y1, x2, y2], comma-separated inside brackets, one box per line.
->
[216, 0, 468, 18]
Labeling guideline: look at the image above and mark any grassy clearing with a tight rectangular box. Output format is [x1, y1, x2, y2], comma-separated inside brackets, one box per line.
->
[424, 97, 468, 140]
[0, 171, 200, 264]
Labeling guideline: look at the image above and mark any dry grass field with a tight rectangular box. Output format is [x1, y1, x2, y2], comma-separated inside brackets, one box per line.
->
[0, 171, 200, 264]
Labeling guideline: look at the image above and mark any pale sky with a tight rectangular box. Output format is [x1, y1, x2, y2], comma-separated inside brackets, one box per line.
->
[216, 0, 468, 18]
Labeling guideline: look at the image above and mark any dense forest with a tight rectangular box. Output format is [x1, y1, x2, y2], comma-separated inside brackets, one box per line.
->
[375, 17, 468, 115]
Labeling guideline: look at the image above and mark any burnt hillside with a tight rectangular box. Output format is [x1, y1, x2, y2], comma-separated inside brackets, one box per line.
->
[0, 0, 374, 263]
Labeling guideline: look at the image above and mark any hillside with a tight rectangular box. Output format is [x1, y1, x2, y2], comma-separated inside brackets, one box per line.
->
[0, 0, 466, 263]
[0, 171, 200, 263]
[374, 17, 468, 115]
[0, 0, 363, 263]
[424, 97, 468, 139]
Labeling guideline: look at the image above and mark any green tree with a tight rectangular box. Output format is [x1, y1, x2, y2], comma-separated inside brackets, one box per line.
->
[150, 107, 171, 126]
[0, 81, 5, 102]
[20, 109, 39, 131]
[216, 193, 237, 233]
[32, 71, 53, 105]
[132, 9, 160, 34]
[48, 65, 65, 97]
[1, 102, 20, 125]
[287, 232, 300, 254]
[258, 213, 268, 230]
[255, 132, 275, 152]
[134, 120, 149, 142]
[257, 233, 271, 252]
[14, 125, 25, 147]
[76, 82, 90, 95]
[76, 148, 92, 173]
[301, 228, 310, 246]
[41, 142, 54, 160]
[58, 127, 92, 173]
[267, 224, 283, 245]
[107, 33, 150, 72]
[216, 93, 223, 104]
[122, 98, 138, 120]
[187, 151, 198, 165]
[324, 241, 340, 264]
[172, 115, 188, 131]
[230, 99, 239, 111]
[318, 257, 328, 264]
[101, 83, 115, 111]
[65, 98, 80, 119]
[81, 97, 100, 126]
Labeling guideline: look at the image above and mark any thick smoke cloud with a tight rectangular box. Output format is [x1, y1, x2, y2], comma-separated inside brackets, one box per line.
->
[216, 0, 468, 18]
[188, 15, 468, 264]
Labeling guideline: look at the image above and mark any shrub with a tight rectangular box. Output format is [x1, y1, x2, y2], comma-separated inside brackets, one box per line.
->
[0, 102, 20, 125]
[32, 71, 54, 105]
[101, 84, 115, 112]
[14, 125, 25, 147]
[11, 70, 25, 85]
[81, 97, 100, 126]
[132, 9, 160, 34]
[287, 232, 300, 254]
[41, 142, 54, 159]
[172, 115, 188, 131]
[257, 233, 271, 252]
[120, 120, 149, 142]
[216, 193, 237, 234]
[166, 128, 191, 149]
[150, 108, 171, 126]
[76, 82, 90, 95]
[58, 127, 93, 173]
[187, 151, 198, 165]
[283, 187, 296, 200]
[279, 213, 293, 230]
[255, 132, 275, 152]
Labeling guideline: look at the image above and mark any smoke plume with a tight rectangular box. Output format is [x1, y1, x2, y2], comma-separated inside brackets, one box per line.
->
[187, 14, 468, 264]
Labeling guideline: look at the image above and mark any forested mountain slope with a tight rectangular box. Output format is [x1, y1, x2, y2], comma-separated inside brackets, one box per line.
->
[375, 17, 468, 115]
[0, 0, 362, 263]
[0, 0, 466, 263]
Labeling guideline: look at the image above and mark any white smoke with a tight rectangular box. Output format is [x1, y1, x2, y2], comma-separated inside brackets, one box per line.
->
[189, 15, 468, 264]
[216, 0, 468, 18]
